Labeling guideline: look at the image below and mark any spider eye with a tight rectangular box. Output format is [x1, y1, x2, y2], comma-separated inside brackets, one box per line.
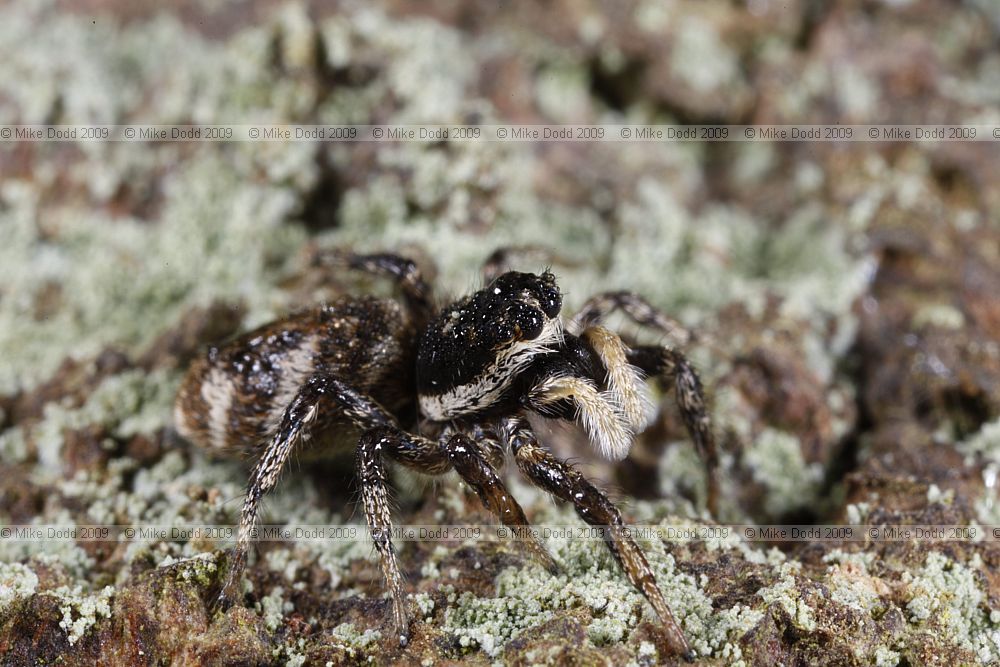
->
[519, 310, 544, 339]
[501, 302, 544, 342]
[539, 285, 561, 317]
[537, 272, 562, 317]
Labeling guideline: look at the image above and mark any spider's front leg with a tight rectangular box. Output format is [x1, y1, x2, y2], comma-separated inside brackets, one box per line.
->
[569, 291, 719, 516]
[357, 424, 558, 645]
[568, 291, 691, 345]
[626, 345, 719, 516]
[443, 425, 558, 573]
[504, 418, 694, 662]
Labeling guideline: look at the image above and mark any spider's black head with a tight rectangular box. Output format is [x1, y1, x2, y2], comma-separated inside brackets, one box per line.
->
[416, 271, 563, 421]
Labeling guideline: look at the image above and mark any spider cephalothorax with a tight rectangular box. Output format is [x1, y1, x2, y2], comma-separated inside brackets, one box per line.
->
[174, 251, 718, 660]
[416, 270, 564, 421]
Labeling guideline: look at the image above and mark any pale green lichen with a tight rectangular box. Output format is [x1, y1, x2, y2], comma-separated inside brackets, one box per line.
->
[654, 557, 763, 660]
[265, 548, 300, 583]
[824, 558, 885, 616]
[874, 645, 902, 667]
[656, 439, 710, 519]
[958, 417, 1000, 465]
[328, 142, 609, 306]
[534, 61, 591, 122]
[328, 622, 382, 655]
[912, 303, 965, 330]
[18, 368, 178, 471]
[272, 636, 310, 667]
[444, 564, 559, 655]
[635, 0, 672, 32]
[638, 640, 657, 659]
[0, 562, 38, 616]
[359, 9, 473, 123]
[0, 509, 96, 581]
[737, 544, 790, 568]
[0, 426, 28, 464]
[833, 64, 881, 120]
[756, 562, 816, 632]
[273, 3, 318, 73]
[411, 591, 435, 621]
[926, 483, 955, 505]
[444, 502, 763, 659]
[0, 159, 309, 397]
[902, 552, 1000, 662]
[744, 428, 824, 517]
[259, 585, 293, 633]
[670, 15, 741, 95]
[157, 552, 218, 587]
[846, 502, 872, 525]
[0, 0, 319, 396]
[50, 584, 114, 646]
[822, 549, 877, 570]
[956, 419, 1000, 524]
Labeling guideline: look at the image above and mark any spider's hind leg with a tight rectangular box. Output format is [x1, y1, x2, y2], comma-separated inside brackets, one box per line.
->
[506, 419, 693, 661]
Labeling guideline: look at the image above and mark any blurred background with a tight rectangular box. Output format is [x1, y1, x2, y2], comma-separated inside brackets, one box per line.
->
[1, 1, 999, 664]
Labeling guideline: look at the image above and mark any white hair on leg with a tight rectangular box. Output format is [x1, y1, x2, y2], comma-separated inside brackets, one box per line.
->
[580, 326, 654, 431]
[529, 375, 634, 461]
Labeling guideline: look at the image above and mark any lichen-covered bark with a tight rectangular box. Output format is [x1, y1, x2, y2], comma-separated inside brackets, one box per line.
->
[1, 0, 1000, 664]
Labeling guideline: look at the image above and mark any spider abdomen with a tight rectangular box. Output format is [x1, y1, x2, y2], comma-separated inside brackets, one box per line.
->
[174, 296, 417, 454]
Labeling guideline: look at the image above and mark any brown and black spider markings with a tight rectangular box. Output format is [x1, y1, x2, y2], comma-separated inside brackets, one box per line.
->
[174, 251, 718, 660]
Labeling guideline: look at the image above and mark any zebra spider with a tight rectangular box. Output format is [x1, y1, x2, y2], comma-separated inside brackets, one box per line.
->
[174, 250, 717, 660]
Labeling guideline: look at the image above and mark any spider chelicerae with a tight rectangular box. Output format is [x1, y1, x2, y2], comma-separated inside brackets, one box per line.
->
[173, 250, 718, 660]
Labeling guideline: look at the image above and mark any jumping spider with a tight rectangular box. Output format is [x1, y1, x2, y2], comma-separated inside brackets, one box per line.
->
[174, 250, 718, 660]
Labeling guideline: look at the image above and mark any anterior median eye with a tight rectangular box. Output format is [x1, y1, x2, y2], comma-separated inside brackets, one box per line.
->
[520, 311, 544, 340]
[503, 303, 544, 341]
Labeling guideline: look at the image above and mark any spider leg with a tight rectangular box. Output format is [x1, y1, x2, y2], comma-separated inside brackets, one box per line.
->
[356, 425, 450, 646]
[316, 250, 434, 322]
[218, 375, 442, 619]
[506, 418, 694, 662]
[464, 423, 507, 471]
[578, 325, 654, 432]
[481, 245, 581, 283]
[443, 428, 559, 573]
[358, 423, 561, 645]
[567, 291, 690, 344]
[627, 345, 719, 517]
[526, 373, 635, 461]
